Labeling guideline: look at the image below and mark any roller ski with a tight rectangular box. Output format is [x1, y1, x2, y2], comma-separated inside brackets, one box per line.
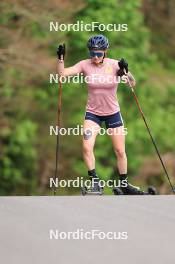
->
[81, 184, 103, 196]
[113, 183, 156, 195]
[81, 169, 103, 195]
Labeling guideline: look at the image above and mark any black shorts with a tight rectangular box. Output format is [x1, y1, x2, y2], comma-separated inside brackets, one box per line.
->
[85, 111, 124, 128]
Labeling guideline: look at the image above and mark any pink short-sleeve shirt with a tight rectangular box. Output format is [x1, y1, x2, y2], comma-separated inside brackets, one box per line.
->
[74, 58, 120, 116]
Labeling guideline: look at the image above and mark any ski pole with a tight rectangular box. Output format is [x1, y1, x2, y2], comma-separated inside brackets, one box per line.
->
[125, 72, 175, 193]
[53, 78, 62, 195]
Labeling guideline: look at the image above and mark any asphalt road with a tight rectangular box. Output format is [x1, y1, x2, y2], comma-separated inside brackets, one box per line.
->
[0, 196, 174, 264]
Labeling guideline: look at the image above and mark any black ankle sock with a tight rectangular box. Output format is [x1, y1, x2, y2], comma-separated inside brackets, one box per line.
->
[88, 169, 97, 178]
[119, 173, 127, 181]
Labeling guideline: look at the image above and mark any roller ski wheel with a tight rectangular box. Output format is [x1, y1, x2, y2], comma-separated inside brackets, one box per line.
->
[147, 186, 157, 195]
[81, 186, 103, 196]
[81, 186, 87, 196]
[113, 187, 124, 195]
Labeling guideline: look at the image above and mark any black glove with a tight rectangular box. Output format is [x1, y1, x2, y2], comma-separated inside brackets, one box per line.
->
[117, 58, 128, 76]
[57, 44, 66, 60]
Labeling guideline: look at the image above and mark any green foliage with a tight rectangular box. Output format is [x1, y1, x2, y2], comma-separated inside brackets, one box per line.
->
[0, 2, 18, 26]
[24, 21, 47, 39]
[0, 120, 38, 195]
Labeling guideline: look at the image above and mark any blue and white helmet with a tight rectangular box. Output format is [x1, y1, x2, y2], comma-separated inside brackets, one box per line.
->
[87, 35, 109, 50]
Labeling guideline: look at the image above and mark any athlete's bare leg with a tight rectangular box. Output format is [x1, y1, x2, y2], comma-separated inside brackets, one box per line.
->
[82, 120, 100, 170]
[108, 126, 127, 174]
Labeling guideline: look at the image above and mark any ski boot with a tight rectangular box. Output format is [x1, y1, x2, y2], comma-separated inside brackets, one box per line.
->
[113, 183, 156, 195]
[81, 174, 103, 196]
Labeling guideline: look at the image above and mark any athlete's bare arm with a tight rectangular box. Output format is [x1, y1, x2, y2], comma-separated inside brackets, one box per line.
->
[57, 59, 82, 77]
